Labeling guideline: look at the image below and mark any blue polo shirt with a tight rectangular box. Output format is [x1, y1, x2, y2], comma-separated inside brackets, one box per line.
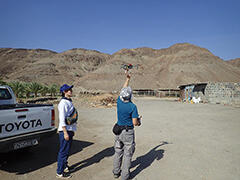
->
[117, 96, 139, 126]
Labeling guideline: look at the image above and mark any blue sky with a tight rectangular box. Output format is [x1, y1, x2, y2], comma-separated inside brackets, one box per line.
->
[0, 0, 239, 60]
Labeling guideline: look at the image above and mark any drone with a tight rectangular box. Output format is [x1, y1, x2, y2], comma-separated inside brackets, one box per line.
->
[121, 64, 139, 71]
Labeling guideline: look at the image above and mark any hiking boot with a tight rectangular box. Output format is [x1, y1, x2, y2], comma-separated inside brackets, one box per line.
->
[64, 165, 76, 173]
[56, 173, 72, 179]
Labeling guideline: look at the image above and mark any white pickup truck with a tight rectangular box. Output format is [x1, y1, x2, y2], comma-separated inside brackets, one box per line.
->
[0, 85, 57, 152]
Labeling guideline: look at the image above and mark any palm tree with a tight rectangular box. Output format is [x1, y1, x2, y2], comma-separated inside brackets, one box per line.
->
[28, 82, 43, 98]
[49, 84, 59, 97]
[0, 78, 7, 85]
[40, 85, 49, 97]
[8, 81, 24, 98]
[22, 82, 32, 98]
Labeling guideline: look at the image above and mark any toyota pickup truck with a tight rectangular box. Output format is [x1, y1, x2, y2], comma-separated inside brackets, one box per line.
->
[0, 85, 57, 152]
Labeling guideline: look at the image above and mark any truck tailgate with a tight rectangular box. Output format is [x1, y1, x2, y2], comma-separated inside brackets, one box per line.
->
[0, 106, 54, 139]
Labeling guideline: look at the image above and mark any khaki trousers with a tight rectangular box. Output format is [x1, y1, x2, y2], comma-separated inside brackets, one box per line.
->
[113, 129, 135, 180]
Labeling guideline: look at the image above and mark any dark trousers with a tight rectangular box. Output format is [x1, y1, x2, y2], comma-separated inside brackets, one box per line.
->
[57, 131, 74, 174]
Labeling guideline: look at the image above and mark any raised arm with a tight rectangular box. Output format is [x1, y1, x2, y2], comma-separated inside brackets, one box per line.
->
[123, 70, 131, 88]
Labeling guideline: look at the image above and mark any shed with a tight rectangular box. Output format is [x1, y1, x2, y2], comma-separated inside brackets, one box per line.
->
[133, 89, 156, 96]
[156, 89, 180, 98]
[179, 83, 207, 102]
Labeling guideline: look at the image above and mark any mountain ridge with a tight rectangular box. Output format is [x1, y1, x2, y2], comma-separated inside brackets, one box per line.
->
[0, 43, 239, 91]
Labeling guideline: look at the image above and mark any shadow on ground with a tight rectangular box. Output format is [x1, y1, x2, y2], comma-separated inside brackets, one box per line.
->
[0, 134, 93, 174]
[130, 142, 169, 179]
[71, 146, 114, 172]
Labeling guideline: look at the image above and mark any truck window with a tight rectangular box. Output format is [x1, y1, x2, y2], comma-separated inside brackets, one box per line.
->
[0, 88, 12, 100]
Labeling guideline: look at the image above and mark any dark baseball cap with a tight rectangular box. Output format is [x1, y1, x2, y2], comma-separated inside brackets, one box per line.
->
[60, 84, 73, 93]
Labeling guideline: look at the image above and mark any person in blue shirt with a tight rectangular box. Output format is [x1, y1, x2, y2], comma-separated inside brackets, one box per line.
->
[113, 71, 141, 180]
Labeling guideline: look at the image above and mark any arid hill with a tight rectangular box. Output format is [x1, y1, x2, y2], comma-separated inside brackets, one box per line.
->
[226, 58, 240, 68]
[76, 43, 240, 91]
[0, 43, 240, 92]
[0, 48, 110, 85]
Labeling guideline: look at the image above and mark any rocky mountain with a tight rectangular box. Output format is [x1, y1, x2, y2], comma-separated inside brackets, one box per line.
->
[1, 43, 240, 92]
[76, 43, 240, 91]
[226, 58, 240, 68]
[0, 48, 110, 85]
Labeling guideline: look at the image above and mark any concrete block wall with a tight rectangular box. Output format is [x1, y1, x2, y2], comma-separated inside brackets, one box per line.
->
[205, 82, 240, 106]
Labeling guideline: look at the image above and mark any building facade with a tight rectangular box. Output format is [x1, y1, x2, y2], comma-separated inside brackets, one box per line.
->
[179, 82, 240, 106]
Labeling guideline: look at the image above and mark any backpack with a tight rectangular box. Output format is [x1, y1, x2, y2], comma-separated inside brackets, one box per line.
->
[65, 107, 78, 125]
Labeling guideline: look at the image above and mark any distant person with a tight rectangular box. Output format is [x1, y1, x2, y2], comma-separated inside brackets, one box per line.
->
[57, 84, 77, 179]
[113, 71, 142, 180]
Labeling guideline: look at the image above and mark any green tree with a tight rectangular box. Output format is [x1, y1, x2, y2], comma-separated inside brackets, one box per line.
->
[8, 81, 24, 98]
[49, 84, 59, 97]
[22, 82, 32, 98]
[28, 82, 43, 98]
[0, 78, 7, 85]
[40, 85, 49, 97]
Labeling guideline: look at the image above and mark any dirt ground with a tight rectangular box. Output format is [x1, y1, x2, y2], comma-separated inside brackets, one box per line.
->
[0, 97, 240, 180]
